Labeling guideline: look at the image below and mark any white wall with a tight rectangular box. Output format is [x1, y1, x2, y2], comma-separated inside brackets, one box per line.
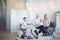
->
[29, 0, 60, 23]
[6, 0, 26, 33]
[6, 0, 60, 33]
[11, 9, 27, 33]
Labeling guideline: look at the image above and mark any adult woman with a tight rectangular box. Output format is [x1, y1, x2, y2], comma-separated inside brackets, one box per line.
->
[43, 14, 50, 36]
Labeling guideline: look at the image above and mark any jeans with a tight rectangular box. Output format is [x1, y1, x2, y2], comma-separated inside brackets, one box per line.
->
[34, 30, 38, 36]
[35, 25, 47, 36]
[21, 29, 27, 37]
[37, 25, 46, 33]
[47, 27, 54, 36]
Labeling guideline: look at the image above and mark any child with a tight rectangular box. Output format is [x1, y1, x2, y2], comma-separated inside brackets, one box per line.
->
[21, 17, 28, 38]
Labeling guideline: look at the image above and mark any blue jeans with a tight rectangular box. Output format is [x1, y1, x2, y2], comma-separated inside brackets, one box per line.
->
[47, 27, 54, 36]
[21, 29, 27, 37]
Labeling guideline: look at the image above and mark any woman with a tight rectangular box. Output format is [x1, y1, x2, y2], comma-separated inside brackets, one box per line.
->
[43, 14, 50, 36]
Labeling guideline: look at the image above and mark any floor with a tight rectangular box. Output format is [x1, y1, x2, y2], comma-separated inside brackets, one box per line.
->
[0, 30, 60, 40]
[0, 30, 17, 40]
[0, 30, 38, 40]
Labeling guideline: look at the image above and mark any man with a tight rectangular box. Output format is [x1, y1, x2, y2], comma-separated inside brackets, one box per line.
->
[33, 15, 46, 36]
[33, 15, 40, 27]
[33, 15, 40, 35]
[33, 15, 44, 35]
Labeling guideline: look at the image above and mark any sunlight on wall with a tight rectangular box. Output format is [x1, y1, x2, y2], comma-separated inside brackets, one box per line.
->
[40, 2, 47, 12]
[32, 3, 39, 12]
[32, 1, 56, 13]
[26, 3, 30, 10]
[6, 0, 60, 33]
[26, 3, 30, 7]
[48, 1, 55, 10]
[29, 0, 60, 22]
[8, 0, 26, 9]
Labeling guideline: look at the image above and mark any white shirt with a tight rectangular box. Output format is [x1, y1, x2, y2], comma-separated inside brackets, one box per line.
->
[43, 19, 50, 27]
[33, 19, 41, 27]
[21, 21, 28, 29]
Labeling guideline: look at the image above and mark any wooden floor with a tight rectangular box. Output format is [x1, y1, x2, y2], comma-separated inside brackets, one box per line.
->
[0, 30, 17, 40]
[0, 30, 38, 40]
[0, 30, 60, 40]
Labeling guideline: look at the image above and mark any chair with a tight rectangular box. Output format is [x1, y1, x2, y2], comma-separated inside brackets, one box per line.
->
[17, 24, 23, 38]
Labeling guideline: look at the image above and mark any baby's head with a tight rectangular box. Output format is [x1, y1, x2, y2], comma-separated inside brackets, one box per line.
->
[23, 17, 27, 22]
